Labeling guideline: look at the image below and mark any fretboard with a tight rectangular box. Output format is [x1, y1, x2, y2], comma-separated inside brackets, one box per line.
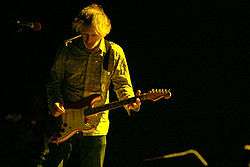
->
[84, 96, 140, 115]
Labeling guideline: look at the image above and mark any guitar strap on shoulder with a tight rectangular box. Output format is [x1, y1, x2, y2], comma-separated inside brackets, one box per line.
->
[103, 39, 111, 71]
[103, 40, 120, 78]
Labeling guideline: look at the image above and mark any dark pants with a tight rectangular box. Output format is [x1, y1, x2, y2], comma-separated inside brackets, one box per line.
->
[44, 134, 106, 167]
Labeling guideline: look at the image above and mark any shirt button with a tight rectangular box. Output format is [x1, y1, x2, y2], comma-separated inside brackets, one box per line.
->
[102, 84, 105, 91]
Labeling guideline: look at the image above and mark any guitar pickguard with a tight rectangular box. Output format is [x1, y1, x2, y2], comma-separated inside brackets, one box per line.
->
[49, 107, 102, 144]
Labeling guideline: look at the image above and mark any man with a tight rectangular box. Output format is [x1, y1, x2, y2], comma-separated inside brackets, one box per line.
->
[45, 3, 141, 167]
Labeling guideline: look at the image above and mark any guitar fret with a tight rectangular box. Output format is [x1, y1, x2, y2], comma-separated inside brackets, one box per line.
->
[85, 97, 137, 115]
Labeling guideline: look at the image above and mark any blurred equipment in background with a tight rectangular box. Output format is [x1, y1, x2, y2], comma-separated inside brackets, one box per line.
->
[16, 19, 42, 32]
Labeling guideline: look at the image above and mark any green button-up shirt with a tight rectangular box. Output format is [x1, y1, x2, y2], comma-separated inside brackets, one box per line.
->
[46, 38, 135, 135]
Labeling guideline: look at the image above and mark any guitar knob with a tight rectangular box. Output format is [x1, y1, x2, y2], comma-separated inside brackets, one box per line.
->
[60, 128, 65, 132]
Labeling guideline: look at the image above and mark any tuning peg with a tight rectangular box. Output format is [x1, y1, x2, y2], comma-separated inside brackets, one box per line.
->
[164, 89, 168, 93]
[166, 89, 172, 98]
[159, 89, 165, 93]
[149, 88, 172, 95]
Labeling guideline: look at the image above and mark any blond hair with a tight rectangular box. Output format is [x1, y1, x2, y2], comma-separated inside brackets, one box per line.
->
[72, 4, 111, 37]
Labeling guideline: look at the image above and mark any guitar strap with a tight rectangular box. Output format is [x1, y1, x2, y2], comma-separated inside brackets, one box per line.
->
[103, 39, 120, 78]
[103, 39, 111, 71]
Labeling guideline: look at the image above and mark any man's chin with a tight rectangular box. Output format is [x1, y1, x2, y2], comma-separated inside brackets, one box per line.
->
[85, 44, 99, 52]
[84, 43, 95, 49]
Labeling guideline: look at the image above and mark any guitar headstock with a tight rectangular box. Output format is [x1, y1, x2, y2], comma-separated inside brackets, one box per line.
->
[141, 88, 172, 102]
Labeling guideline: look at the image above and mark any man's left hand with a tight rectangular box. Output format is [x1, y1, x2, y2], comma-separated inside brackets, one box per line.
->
[124, 90, 141, 116]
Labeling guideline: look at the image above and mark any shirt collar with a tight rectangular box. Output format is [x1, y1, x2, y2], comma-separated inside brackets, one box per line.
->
[78, 38, 106, 56]
[98, 38, 107, 56]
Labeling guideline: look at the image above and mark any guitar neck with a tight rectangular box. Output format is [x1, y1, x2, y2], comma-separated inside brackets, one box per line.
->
[78, 89, 171, 116]
[85, 97, 138, 116]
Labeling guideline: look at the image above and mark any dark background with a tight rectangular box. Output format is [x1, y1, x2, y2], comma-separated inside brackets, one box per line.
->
[1, 0, 250, 167]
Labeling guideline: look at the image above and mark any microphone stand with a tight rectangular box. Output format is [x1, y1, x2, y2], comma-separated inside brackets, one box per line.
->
[64, 34, 82, 46]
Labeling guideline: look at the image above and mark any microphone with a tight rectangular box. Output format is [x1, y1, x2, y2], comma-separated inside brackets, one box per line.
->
[16, 20, 42, 31]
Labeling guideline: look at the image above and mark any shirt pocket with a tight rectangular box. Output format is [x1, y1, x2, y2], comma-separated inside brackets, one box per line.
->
[65, 58, 88, 85]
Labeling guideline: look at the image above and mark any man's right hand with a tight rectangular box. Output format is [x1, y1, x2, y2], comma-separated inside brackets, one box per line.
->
[51, 102, 65, 117]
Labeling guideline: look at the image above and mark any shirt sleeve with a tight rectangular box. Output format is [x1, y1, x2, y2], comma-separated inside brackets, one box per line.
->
[46, 46, 65, 110]
[111, 44, 135, 100]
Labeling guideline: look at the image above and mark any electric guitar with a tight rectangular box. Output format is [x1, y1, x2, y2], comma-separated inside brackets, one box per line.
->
[48, 88, 172, 144]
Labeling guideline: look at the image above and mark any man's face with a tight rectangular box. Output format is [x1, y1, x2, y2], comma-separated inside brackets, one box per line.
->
[80, 26, 102, 51]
